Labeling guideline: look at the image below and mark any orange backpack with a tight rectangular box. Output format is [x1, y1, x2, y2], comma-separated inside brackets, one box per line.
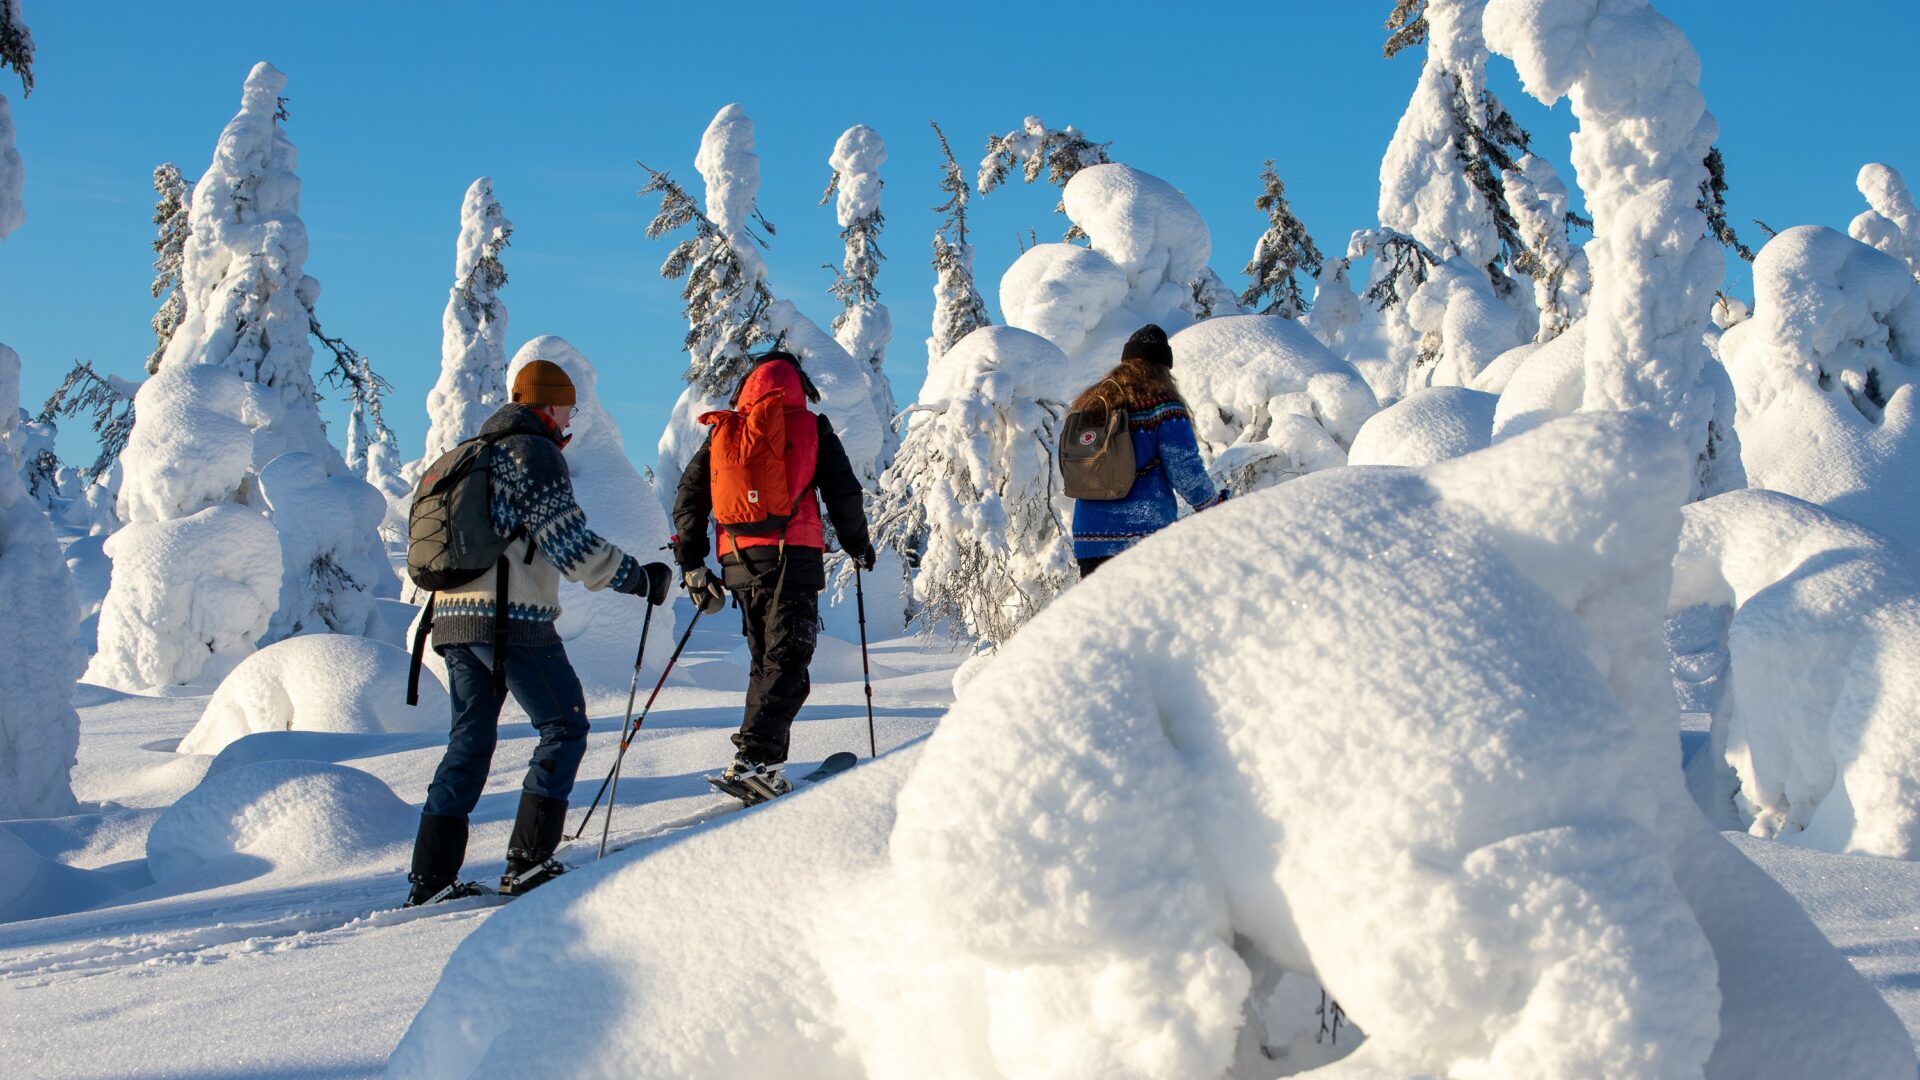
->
[699, 388, 794, 537]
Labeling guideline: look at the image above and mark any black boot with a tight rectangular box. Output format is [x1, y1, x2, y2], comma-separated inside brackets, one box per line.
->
[500, 791, 569, 896]
[404, 813, 469, 907]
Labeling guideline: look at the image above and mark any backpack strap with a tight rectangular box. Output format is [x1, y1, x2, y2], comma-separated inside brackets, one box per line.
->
[407, 594, 436, 707]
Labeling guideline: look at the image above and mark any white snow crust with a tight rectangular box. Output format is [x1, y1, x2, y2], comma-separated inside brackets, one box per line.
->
[1673, 490, 1920, 859]
[0, 343, 83, 819]
[145, 759, 412, 887]
[1720, 225, 1920, 541]
[177, 634, 448, 757]
[1166, 315, 1378, 494]
[1347, 386, 1497, 467]
[398, 412, 1914, 1078]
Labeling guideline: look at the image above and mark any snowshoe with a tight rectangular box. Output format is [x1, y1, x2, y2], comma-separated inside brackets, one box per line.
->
[405, 878, 494, 908]
[498, 855, 567, 897]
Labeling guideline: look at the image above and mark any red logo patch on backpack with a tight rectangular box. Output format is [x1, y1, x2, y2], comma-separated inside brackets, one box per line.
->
[700, 389, 794, 538]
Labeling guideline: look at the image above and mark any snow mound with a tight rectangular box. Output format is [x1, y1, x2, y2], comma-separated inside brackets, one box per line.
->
[0, 827, 120, 924]
[146, 759, 412, 886]
[1491, 318, 1587, 440]
[177, 634, 447, 757]
[1672, 490, 1920, 858]
[396, 413, 1912, 1078]
[505, 336, 678, 706]
[1347, 387, 1496, 468]
[1167, 315, 1377, 493]
[1721, 225, 1920, 541]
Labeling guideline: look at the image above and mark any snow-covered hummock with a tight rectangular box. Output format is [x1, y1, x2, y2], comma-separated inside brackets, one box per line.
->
[0, 92, 20, 240]
[503, 337, 677, 705]
[875, 326, 1072, 647]
[0, 343, 83, 819]
[1165, 315, 1377, 494]
[1347, 385, 1497, 467]
[87, 364, 284, 691]
[257, 452, 391, 640]
[1485, 0, 1733, 497]
[1000, 163, 1215, 399]
[1850, 163, 1920, 278]
[827, 125, 897, 471]
[1673, 489, 1920, 859]
[1719, 226, 1919, 540]
[145, 759, 413, 888]
[422, 178, 512, 466]
[176, 634, 447, 756]
[396, 413, 1915, 1078]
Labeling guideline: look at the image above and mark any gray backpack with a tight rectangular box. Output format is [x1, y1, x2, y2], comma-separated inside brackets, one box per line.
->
[1060, 385, 1144, 500]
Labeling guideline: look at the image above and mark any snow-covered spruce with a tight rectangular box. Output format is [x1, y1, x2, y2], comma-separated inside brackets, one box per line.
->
[927, 120, 990, 362]
[824, 125, 897, 471]
[871, 326, 1072, 647]
[396, 414, 1915, 1078]
[1503, 151, 1589, 341]
[177, 634, 447, 756]
[1166, 315, 1377, 495]
[1485, 0, 1735, 497]
[1718, 225, 1919, 541]
[0, 342, 83, 820]
[1673, 489, 1920, 859]
[147, 163, 193, 374]
[976, 115, 1110, 240]
[422, 177, 512, 466]
[1238, 159, 1322, 319]
[1849, 162, 1920, 279]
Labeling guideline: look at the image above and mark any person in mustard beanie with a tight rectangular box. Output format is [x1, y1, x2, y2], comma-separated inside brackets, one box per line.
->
[404, 358, 672, 905]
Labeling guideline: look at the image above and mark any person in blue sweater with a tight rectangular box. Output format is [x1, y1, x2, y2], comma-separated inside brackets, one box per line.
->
[1070, 324, 1225, 577]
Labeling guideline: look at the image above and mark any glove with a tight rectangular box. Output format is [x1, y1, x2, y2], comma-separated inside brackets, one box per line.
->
[683, 566, 727, 615]
[641, 562, 672, 607]
[852, 543, 877, 572]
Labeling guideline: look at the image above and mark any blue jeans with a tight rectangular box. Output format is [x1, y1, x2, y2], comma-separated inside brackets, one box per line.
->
[423, 643, 589, 818]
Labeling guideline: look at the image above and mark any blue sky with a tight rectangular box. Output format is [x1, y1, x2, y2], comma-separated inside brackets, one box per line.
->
[2, 1, 1913, 471]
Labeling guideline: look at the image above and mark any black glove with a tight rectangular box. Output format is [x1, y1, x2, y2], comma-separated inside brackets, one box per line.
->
[852, 543, 877, 572]
[641, 562, 672, 607]
[683, 566, 727, 615]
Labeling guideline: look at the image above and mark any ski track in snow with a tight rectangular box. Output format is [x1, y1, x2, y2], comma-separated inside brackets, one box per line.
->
[0, 600, 958, 1078]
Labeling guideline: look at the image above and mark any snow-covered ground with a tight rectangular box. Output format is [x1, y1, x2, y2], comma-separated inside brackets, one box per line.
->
[0, 598, 957, 1078]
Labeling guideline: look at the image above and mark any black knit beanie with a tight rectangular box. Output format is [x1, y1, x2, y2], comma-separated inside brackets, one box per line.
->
[1121, 324, 1174, 368]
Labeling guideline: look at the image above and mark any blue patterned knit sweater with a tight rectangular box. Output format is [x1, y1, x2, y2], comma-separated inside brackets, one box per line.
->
[1070, 399, 1220, 560]
[432, 405, 645, 649]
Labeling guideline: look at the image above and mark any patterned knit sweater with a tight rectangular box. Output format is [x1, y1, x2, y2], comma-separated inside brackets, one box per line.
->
[432, 405, 645, 649]
[1070, 398, 1220, 560]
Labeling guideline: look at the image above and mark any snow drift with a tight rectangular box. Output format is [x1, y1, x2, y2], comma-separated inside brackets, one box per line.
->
[1673, 489, 1920, 859]
[177, 634, 447, 757]
[1166, 315, 1377, 494]
[146, 759, 412, 887]
[395, 413, 1912, 1078]
[1347, 386, 1496, 467]
[1720, 225, 1920, 541]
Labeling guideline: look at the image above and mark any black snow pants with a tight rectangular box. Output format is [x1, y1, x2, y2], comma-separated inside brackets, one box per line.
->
[723, 547, 823, 765]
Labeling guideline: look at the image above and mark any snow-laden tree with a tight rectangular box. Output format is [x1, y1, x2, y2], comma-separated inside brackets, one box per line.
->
[644, 103, 777, 397]
[928, 120, 990, 360]
[1485, 0, 1739, 497]
[823, 124, 897, 470]
[1502, 152, 1590, 342]
[872, 326, 1072, 647]
[147, 163, 192, 373]
[1699, 146, 1755, 263]
[422, 177, 511, 464]
[1850, 162, 1920, 280]
[977, 115, 1110, 241]
[1239, 159, 1323, 318]
[38, 361, 134, 486]
[0, 343, 84, 819]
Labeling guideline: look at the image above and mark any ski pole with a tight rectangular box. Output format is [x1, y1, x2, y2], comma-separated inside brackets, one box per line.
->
[570, 607, 703, 847]
[570, 603, 653, 839]
[855, 567, 876, 758]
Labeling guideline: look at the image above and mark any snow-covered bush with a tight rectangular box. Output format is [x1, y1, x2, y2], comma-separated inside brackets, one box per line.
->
[1167, 315, 1377, 494]
[395, 413, 1915, 1078]
[145, 759, 412, 886]
[258, 452, 391, 640]
[1347, 386, 1497, 467]
[422, 177, 511, 466]
[1849, 163, 1919, 278]
[0, 343, 83, 820]
[1672, 490, 1920, 859]
[873, 326, 1071, 646]
[505, 337, 677, 705]
[1000, 164, 1217, 398]
[1719, 225, 1919, 540]
[177, 635, 446, 757]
